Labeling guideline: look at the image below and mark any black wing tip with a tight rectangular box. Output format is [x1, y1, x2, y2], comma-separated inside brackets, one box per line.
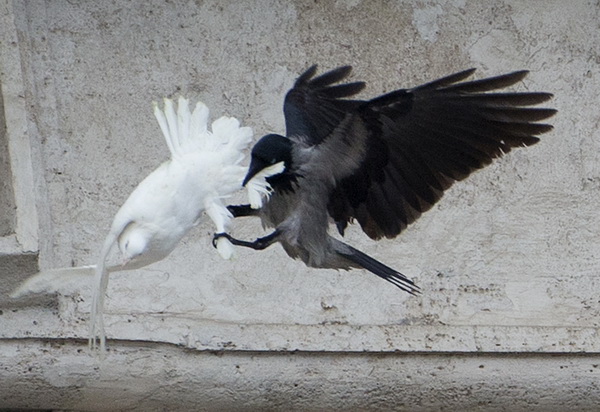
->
[537, 123, 555, 134]
[414, 68, 477, 91]
[329, 65, 353, 77]
[445, 67, 478, 79]
[292, 64, 364, 99]
[491, 69, 530, 84]
[324, 81, 366, 98]
[467, 68, 530, 81]
[524, 107, 558, 120]
[295, 64, 319, 86]
[505, 69, 529, 78]
[442, 69, 534, 93]
[535, 92, 555, 103]
[310, 65, 354, 88]
[295, 64, 354, 86]
[460, 67, 478, 77]
[417, 68, 537, 94]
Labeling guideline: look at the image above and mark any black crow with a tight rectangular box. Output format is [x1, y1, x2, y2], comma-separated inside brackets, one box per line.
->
[214, 65, 556, 295]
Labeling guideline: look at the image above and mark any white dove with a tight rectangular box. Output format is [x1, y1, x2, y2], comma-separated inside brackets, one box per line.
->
[11, 97, 282, 351]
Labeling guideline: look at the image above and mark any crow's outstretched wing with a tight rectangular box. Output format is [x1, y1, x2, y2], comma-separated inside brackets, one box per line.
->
[328, 69, 556, 239]
[282, 65, 555, 240]
[283, 65, 365, 144]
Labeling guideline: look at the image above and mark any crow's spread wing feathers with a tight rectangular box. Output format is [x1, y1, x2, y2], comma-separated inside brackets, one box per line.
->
[333, 68, 555, 239]
[284, 65, 365, 145]
[283, 65, 555, 240]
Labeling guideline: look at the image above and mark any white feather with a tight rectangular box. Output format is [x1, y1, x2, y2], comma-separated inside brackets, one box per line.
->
[177, 97, 190, 151]
[153, 101, 174, 156]
[10, 266, 96, 298]
[189, 102, 209, 149]
[245, 161, 285, 208]
[164, 99, 180, 156]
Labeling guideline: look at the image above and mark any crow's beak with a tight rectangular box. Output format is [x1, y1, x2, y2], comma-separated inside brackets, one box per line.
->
[242, 159, 263, 187]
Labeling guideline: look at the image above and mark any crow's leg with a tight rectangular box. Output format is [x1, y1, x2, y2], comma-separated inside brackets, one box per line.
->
[227, 204, 258, 218]
[213, 230, 280, 250]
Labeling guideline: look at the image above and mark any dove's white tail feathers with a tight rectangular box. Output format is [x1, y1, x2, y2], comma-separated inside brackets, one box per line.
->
[153, 99, 177, 157]
[89, 227, 121, 352]
[153, 97, 253, 161]
[10, 265, 96, 299]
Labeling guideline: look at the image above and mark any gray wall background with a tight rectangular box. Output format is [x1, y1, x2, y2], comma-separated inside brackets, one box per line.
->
[1, 0, 600, 410]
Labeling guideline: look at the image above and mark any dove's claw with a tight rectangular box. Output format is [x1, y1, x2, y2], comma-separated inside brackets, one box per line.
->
[212, 232, 231, 248]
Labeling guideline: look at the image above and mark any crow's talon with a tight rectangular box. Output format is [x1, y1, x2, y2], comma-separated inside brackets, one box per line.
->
[212, 232, 230, 248]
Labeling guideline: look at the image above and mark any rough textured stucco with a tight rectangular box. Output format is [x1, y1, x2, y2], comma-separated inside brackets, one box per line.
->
[0, 86, 16, 237]
[1, 0, 600, 410]
[2, 341, 600, 412]
[0, 0, 41, 307]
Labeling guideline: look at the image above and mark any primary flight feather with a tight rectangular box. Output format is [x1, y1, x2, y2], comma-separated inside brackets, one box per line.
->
[216, 65, 556, 294]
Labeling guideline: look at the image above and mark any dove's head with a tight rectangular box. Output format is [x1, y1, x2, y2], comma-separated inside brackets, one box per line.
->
[118, 223, 150, 266]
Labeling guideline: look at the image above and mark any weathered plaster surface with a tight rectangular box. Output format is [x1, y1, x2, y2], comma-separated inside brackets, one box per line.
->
[1, 0, 600, 409]
[2, 340, 600, 412]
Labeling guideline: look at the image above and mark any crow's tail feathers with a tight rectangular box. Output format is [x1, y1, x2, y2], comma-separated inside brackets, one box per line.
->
[337, 245, 420, 296]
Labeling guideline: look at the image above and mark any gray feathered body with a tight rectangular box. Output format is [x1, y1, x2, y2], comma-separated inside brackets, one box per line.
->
[260, 115, 368, 269]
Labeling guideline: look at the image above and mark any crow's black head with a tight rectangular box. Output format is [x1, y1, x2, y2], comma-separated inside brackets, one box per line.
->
[243, 134, 293, 187]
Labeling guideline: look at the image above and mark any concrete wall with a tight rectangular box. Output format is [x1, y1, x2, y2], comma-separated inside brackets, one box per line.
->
[1, 0, 599, 410]
[0, 85, 16, 237]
